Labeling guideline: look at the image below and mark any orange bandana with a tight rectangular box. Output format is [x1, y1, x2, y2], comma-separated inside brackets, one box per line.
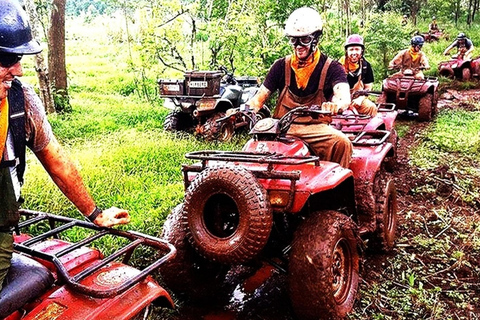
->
[409, 47, 420, 64]
[0, 98, 9, 159]
[291, 48, 320, 90]
[339, 56, 360, 73]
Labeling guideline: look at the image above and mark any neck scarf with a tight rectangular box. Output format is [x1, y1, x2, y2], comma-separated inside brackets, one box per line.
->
[291, 48, 321, 90]
[0, 98, 9, 159]
[339, 56, 360, 73]
[409, 47, 420, 64]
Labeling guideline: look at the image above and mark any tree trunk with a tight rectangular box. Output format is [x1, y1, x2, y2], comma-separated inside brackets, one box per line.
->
[48, 0, 70, 113]
[24, 0, 55, 114]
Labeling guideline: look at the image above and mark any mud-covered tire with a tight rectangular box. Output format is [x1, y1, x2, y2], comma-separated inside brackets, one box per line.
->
[183, 165, 273, 264]
[164, 111, 194, 132]
[462, 67, 471, 81]
[159, 204, 230, 302]
[417, 93, 433, 122]
[202, 112, 234, 141]
[288, 211, 360, 320]
[385, 129, 398, 172]
[370, 171, 398, 252]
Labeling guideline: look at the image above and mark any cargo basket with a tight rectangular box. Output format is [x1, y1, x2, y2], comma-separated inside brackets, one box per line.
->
[184, 71, 222, 96]
[158, 79, 185, 96]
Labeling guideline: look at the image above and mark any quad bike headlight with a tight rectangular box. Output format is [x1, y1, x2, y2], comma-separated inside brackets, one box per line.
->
[268, 190, 291, 208]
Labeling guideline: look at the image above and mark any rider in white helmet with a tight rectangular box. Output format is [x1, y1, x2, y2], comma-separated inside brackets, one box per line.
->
[247, 7, 352, 168]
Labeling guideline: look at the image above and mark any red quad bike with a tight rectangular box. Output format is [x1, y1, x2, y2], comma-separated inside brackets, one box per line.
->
[0, 209, 176, 320]
[160, 106, 398, 320]
[438, 55, 480, 81]
[377, 69, 439, 122]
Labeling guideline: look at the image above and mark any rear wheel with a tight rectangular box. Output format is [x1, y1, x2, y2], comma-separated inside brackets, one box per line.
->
[417, 93, 433, 122]
[184, 165, 273, 264]
[164, 111, 194, 132]
[159, 204, 230, 302]
[462, 67, 471, 81]
[288, 211, 360, 320]
[370, 171, 398, 252]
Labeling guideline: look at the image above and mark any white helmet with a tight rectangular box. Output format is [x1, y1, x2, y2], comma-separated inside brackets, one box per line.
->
[284, 7, 323, 37]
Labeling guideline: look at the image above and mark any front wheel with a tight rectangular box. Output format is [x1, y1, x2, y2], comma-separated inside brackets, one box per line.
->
[159, 204, 230, 302]
[288, 211, 360, 320]
[462, 67, 471, 81]
[417, 93, 434, 122]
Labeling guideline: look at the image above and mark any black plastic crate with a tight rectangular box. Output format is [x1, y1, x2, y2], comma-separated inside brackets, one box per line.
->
[184, 71, 222, 96]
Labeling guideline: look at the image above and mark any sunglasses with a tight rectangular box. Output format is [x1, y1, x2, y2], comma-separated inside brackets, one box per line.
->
[288, 35, 315, 47]
[0, 54, 23, 68]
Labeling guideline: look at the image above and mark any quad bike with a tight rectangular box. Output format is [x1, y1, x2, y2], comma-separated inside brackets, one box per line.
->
[160, 106, 398, 319]
[438, 54, 480, 81]
[0, 209, 176, 320]
[158, 66, 270, 141]
[416, 30, 448, 42]
[377, 68, 439, 122]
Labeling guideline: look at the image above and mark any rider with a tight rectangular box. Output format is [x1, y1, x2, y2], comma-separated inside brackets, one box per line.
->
[443, 33, 475, 60]
[338, 34, 377, 117]
[0, 0, 130, 290]
[247, 7, 352, 168]
[429, 16, 439, 33]
[388, 35, 430, 79]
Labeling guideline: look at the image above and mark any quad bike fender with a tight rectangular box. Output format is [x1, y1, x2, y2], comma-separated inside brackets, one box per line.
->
[374, 110, 398, 132]
[350, 142, 394, 182]
[349, 143, 394, 227]
[214, 98, 235, 111]
[21, 270, 173, 320]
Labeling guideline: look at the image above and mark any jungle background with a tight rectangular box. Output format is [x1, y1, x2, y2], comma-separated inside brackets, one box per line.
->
[19, 0, 480, 319]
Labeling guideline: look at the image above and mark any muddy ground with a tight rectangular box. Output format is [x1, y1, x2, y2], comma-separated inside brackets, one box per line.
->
[159, 89, 480, 320]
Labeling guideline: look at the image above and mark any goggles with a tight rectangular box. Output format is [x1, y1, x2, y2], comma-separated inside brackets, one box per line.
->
[0, 54, 23, 68]
[288, 35, 315, 47]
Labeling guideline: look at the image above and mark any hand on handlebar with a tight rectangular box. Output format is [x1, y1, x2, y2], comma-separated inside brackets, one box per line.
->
[321, 102, 342, 115]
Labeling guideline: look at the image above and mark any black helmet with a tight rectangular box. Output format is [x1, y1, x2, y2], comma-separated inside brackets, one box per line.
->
[457, 32, 466, 40]
[411, 35, 425, 46]
[0, 0, 42, 54]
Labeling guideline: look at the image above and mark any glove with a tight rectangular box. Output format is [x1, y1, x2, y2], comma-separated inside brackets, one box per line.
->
[321, 102, 341, 115]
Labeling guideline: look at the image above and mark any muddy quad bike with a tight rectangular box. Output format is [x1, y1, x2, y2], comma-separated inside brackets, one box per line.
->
[439, 54, 480, 81]
[160, 106, 398, 319]
[417, 30, 447, 42]
[377, 69, 439, 122]
[158, 66, 270, 141]
[1, 209, 176, 320]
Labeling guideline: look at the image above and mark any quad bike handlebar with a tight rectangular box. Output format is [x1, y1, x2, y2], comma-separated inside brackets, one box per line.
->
[13, 209, 176, 298]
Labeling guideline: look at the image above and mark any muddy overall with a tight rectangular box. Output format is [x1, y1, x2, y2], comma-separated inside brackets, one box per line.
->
[274, 56, 352, 168]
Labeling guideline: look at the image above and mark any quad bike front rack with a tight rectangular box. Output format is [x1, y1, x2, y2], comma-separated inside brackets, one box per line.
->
[13, 209, 176, 298]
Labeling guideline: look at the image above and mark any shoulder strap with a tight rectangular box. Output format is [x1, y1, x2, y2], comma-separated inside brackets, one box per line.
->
[318, 56, 333, 90]
[7, 79, 26, 184]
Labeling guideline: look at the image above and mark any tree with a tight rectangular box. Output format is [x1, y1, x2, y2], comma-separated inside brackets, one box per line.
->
[48, 0, 71, 113]
[24, 0, 55, 114]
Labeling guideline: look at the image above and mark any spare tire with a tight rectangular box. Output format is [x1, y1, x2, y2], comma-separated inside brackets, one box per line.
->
[183, 165, 273, 264]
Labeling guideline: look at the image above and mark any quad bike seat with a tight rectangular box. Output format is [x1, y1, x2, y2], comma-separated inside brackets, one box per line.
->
[0, 253, 54, 318]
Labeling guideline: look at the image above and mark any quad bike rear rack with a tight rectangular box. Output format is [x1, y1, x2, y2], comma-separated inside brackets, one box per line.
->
[13, 209, 176, 298]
